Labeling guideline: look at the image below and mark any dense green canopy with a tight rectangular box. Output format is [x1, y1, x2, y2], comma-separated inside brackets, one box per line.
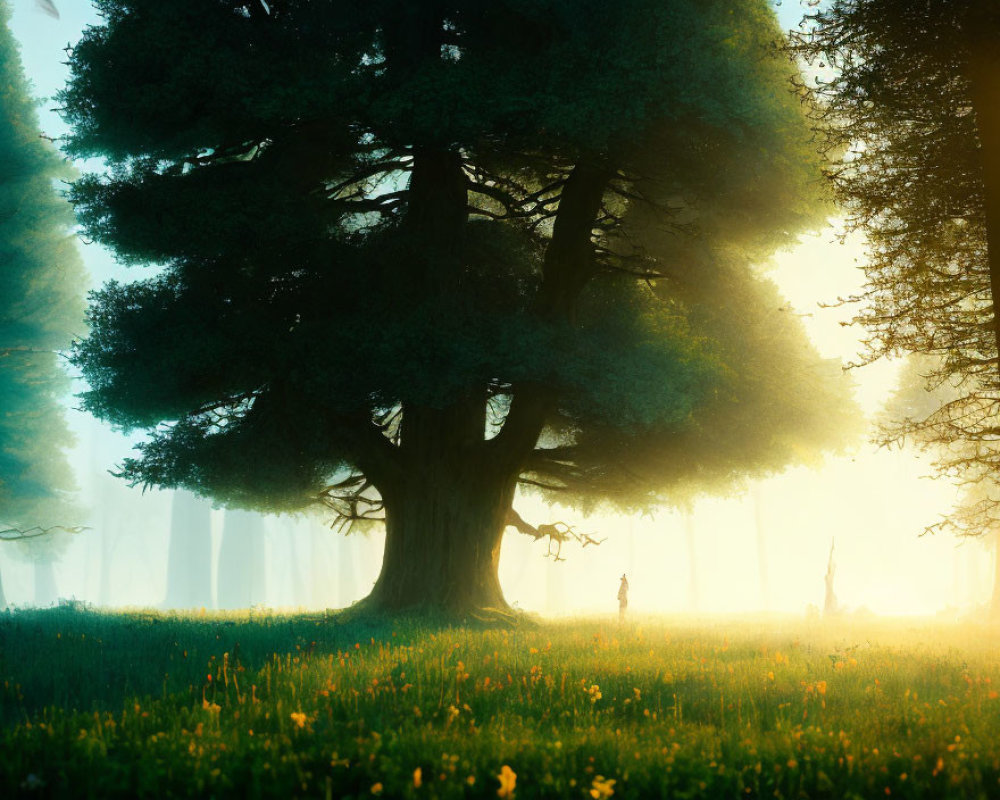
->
[65, 0, 847, 521]
[796, 1, 1000, 537]
[0, 0, 85, 542]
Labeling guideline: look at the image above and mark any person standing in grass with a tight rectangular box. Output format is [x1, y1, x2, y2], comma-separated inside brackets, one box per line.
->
[618, 574, 629, 623]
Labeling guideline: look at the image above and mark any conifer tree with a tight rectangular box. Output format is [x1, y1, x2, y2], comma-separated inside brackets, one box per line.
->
[0, 0, 85, 600]
[65, 0, 851, 613]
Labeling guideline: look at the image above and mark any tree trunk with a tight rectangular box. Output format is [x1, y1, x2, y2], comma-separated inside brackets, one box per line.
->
[685, 513, 699, 612]
[0, 565, 6, 609]
[34, 559, 57, 607]
[546, 560, 566, 616]
[991, 534, 1000, 620]
[337, 532, 358, 608]
[754, 485, 771, 611]
[366, 468, 517, 613]
[216, 510, 268, 609]
[163, 491, 213, 609]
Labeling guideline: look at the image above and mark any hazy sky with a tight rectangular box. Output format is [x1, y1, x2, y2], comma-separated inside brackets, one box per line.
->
[1, 0, 984, 617]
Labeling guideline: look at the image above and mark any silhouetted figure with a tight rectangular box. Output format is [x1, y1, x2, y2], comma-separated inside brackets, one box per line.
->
[824, 539, 838, 617]
[618, 574, 629, 622]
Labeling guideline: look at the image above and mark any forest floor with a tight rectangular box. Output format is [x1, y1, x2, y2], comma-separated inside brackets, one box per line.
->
[1, 608, 998, 798]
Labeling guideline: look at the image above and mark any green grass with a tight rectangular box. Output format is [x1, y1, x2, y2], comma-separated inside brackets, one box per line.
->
[3, 608, 1000, 798]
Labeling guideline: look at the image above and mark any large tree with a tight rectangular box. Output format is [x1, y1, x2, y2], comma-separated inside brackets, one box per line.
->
[65, 0, 848, 614]
[795, 1, 1000, 536]
[0, 0, 85, 603]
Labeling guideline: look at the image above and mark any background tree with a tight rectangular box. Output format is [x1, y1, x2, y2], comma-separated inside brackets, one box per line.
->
[216, 509, 267, 610]
[0, 0, 85, 604]
[64, 0, 851, 614]
[795, 1, 1000, 540]
[163, 491, 213, 609]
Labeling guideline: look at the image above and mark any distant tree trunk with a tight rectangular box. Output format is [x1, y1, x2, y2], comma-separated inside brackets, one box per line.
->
[34, 559, 57, 606]
[216, 510, 267, 610]
[164, 491, 213, 609]
[754, 486, 770, 611]
[991, 534, 1000, 620]
[305, 522, 341, 608]
[0, 566, 6, 609]
[286, 525, 307, 607]
[685, 514, 700, 612]
[98, 525, 114, 606]
[546, 561, 566, 616]
[823, 540, 838, 617]
[337, 534, 358, 608]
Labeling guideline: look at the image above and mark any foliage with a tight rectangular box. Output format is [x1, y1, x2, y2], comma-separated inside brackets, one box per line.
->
[793, 1, 1000, 537]
[2, 609, 1000, 797]
[63, 0, 843, 523]
[0, 0, 85, 560]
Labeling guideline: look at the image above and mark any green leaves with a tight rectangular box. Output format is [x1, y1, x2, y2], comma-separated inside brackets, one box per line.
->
[64, 0, 837, 513]
[0, 1, 85, 532]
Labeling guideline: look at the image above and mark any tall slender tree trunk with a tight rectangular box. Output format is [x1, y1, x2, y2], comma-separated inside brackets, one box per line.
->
[286, 524, 307, 607]
[34, 559, 57, 606]
[164, 491, 213, 609]
[0, 565, 6, 609]
[754, 485, 771, 611]
[98, 525, 114, 606]
[216, 510, 267, 609]
[546, 561, 566, 616]
[685, 513, 699, 612]
[991, 534, 1000, 620]
[337, 533, 358, 608]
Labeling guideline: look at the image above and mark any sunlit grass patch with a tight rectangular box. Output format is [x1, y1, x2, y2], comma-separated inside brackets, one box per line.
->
[3, 609, 1000, 797]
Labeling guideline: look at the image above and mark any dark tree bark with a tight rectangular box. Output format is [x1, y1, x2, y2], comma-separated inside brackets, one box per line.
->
[359, 148, 608, 616]
[163, 491, 213, 609]
[968, 42, 1000, 395]
[365, 403, 519, 613]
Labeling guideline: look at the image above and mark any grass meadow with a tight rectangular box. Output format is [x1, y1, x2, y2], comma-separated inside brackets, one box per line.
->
[2, 608, 1000, 798]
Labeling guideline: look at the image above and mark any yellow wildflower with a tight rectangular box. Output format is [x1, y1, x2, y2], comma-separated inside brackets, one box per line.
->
[290, 712, 307, 729]
[413, 767, 422, 788]
[590, 775, 616, 799]
[370, 783, 383, 795]
[497, 765, 516, 798]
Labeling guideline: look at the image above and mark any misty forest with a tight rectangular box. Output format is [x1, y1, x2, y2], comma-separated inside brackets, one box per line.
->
[3, 0, 1000, 797]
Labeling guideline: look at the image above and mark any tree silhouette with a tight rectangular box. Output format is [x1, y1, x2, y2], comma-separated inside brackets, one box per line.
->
[796, 1, 1000, 538]
[0, 0, 85, 603]
[64, 0, 850, 613]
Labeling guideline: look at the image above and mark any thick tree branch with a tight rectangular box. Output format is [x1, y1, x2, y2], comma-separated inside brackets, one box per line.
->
[0, 525, 87, 542]
[504, 507, 605, 561]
